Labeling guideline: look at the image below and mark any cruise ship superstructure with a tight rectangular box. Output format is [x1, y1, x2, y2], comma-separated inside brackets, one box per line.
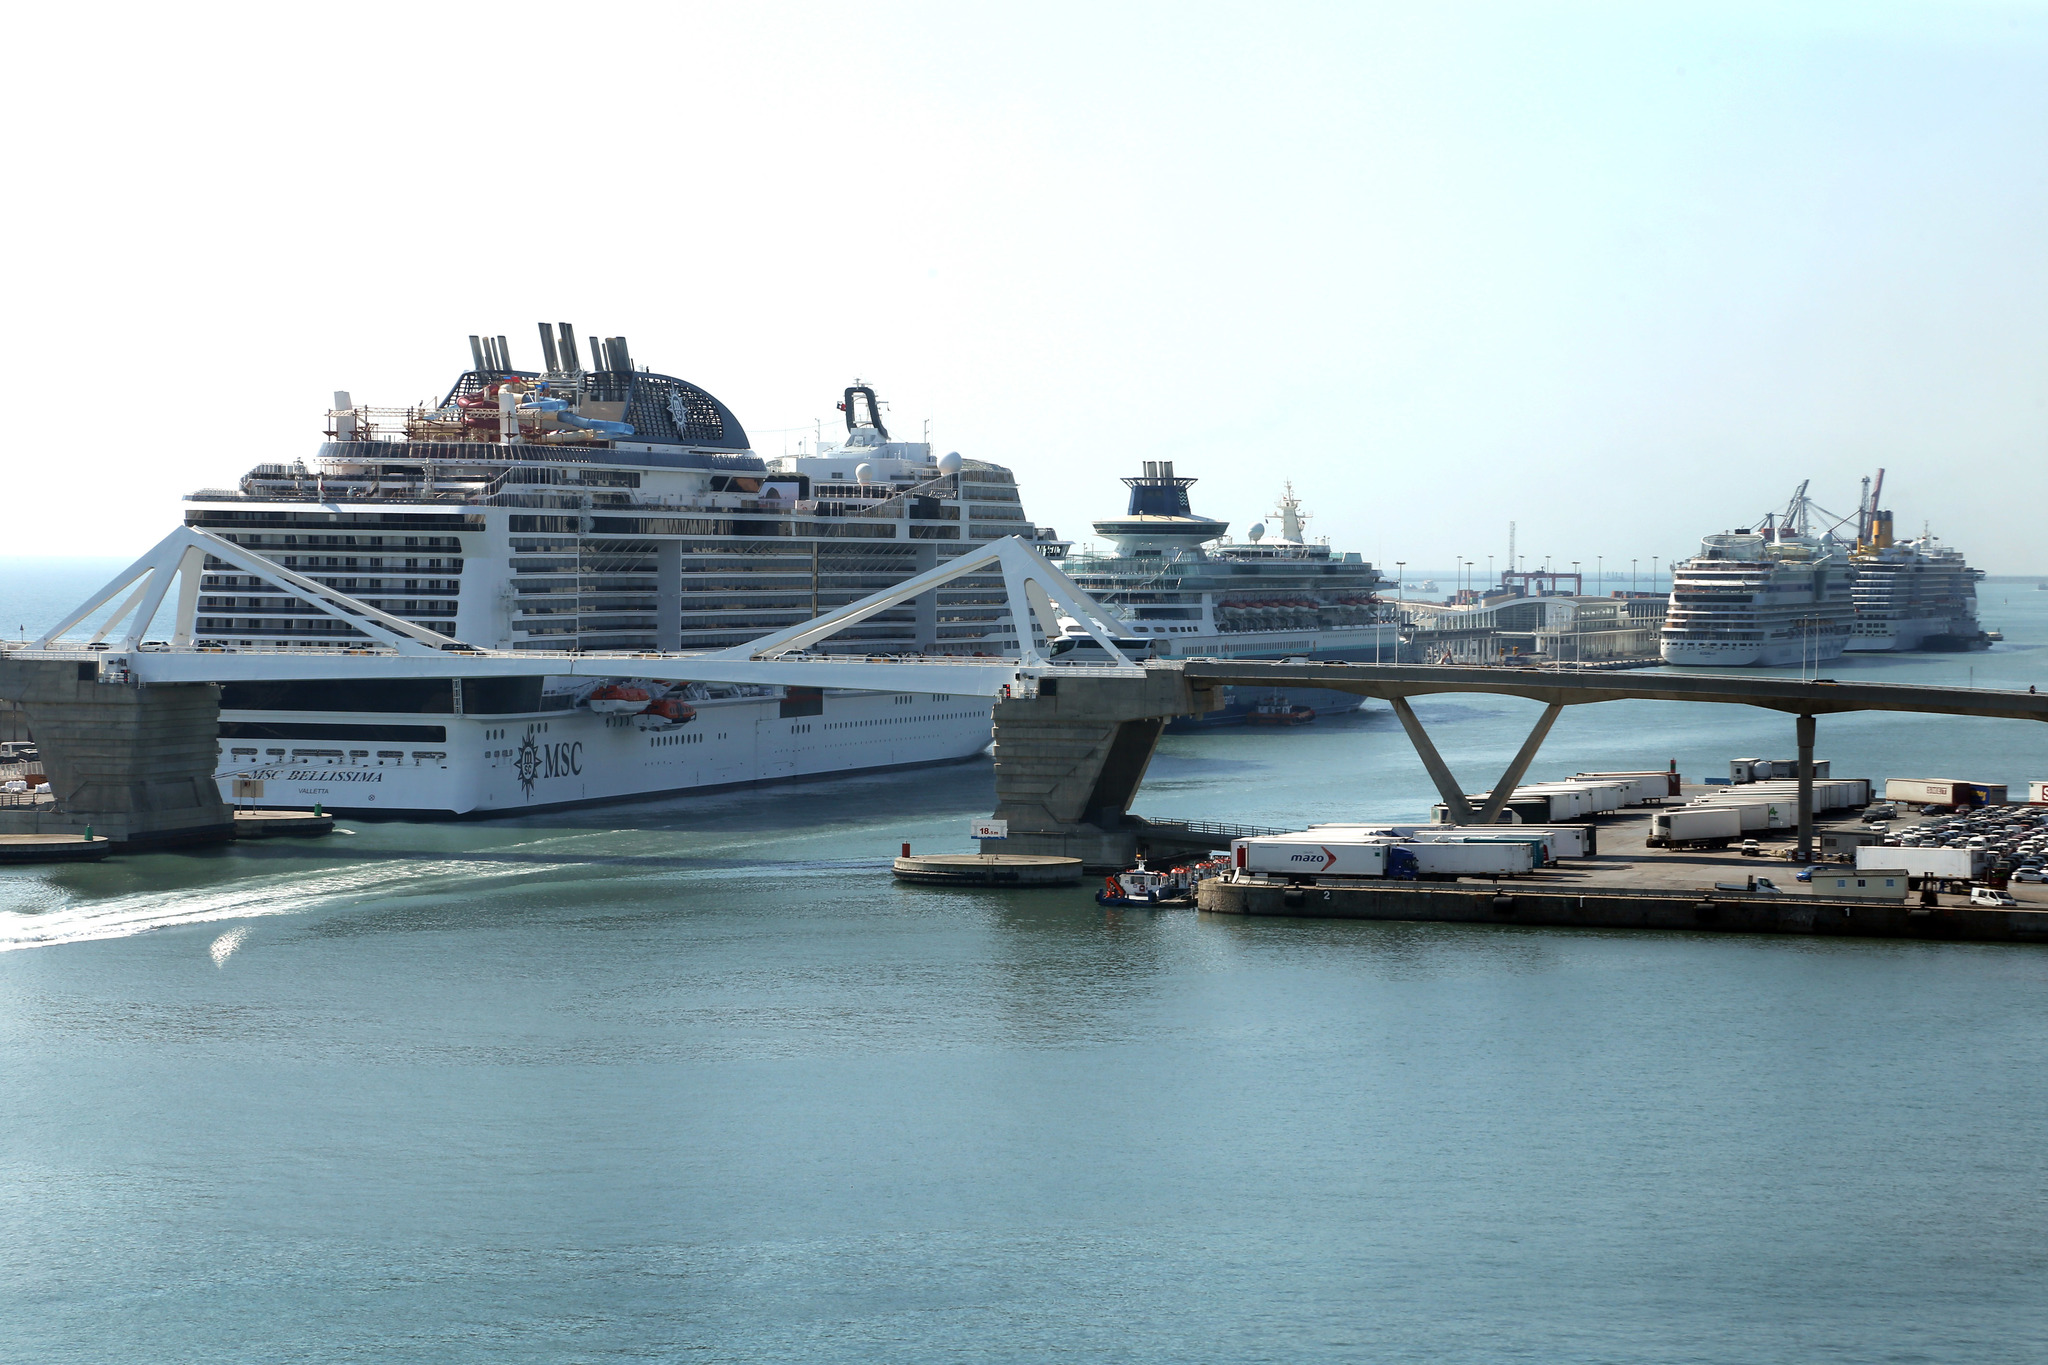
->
[1841, 472, 1987, 652]
[1660, 483, 1855, 668]
[1059, 465, 1399, 719]
[181, 326, 1061, 814]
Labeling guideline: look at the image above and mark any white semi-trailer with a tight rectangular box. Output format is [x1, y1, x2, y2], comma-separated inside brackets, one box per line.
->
[1648, 807, 1742, 849]
[1884, 778, 2008, 808]
[1231, 834, 1535, 880]
[1312, 823, 1598, 860]
[1574, 769, 1682, 799]
[1687, 802, 1779, 833]
[1853, 846, 1990, 881]
[1234, 836, 1389, 879]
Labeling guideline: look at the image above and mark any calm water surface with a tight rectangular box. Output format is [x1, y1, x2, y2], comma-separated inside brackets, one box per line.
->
[3, 571, 2047, 1362]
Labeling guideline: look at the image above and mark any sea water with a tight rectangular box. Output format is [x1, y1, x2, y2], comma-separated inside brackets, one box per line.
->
[2, 567, 2046, 1362]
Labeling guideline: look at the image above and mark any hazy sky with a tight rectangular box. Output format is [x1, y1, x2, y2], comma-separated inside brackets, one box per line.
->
[9, 1, 2046, 573]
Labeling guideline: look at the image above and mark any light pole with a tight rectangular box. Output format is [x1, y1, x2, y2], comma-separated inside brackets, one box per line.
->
[1651, 556, 1659, 593]
[1596, 555, 1603, 596]
[1486, 554, 1494, 590]
[1395, 562, 1405, 601]
[1632, 558, 1638, 595]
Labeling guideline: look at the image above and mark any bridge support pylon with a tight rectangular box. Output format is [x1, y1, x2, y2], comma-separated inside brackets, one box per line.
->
[0, 658, 235, 848]
[983, 670, 1222, 870]
[1390, 696, 1565, 825]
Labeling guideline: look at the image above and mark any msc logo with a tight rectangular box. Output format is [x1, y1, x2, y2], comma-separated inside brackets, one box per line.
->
[514, 734, 584, 799]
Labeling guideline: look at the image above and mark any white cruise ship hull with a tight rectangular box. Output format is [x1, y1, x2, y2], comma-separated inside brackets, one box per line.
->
[1843, 615, 1976, 652]
[214, 691, 994, 816]
[1660, 636, 1849, 668]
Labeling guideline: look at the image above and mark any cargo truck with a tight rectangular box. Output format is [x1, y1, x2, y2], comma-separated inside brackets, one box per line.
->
[1231, 834, 1534, 881]
[1648, 807, 1742, 849]
[1884, 778, 2008, 809]
[1317, 823, 1598, 859]
[1574, 769, 1682, 800]
[1232, 834, 1388, 879]
[1853, 845, 1990, 883]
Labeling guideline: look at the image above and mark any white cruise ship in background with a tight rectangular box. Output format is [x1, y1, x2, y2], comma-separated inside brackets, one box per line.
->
[180, 326, 1064, 815]
[1660, 482, 1855, 667]
[1059, 465, 1400, 723]
[1841, 471, 1988, 652]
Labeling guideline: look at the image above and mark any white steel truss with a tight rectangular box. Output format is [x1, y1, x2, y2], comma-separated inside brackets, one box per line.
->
[33, 526, 465, 656]
[26, 529, 1141, 685]
[716, 535, 1139, 668]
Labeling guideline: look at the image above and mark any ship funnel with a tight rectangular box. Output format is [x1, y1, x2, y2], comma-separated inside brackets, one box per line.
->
[468, 335, 487, 371]
[537, 322, 561, 373]
[557, 322, 581, 373]
[496, 335, 511, 372]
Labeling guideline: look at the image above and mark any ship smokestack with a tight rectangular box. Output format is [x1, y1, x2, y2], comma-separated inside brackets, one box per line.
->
[468, 335, 487, 371]
[537, 322, 560, 373]
[496, 336, 511, 372]
[557, 322, 580, 373]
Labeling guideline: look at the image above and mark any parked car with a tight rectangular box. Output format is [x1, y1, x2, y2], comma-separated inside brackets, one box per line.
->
[1969, 888, 2021, 908]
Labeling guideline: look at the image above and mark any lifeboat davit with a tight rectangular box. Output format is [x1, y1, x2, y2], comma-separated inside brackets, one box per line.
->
[634, 697, 697, 730]
[586, 683, 655, 715]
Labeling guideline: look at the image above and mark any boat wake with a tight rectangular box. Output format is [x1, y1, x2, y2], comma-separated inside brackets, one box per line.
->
[0, 855, 571, 953]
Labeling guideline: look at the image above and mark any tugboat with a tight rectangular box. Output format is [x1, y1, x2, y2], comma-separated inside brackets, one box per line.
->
[1096, 854, 1231, 907]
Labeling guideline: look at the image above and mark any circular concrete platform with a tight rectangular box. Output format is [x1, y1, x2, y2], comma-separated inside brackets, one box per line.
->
[0, 833, 112, 864]
[892, 854, 1084, 887]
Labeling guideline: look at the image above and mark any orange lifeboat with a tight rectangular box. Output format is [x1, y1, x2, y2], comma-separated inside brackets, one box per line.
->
[634, 697, 697, 730]
[586, 683, 655, 715]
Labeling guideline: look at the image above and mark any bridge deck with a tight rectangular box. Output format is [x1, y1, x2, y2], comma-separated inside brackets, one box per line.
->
[1181, 660, 2048, 722]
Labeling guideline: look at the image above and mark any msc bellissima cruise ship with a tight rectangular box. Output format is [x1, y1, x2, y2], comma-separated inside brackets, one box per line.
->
[182, 325, 1063, 815]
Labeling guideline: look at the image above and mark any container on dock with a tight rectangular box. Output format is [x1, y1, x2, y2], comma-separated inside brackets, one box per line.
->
[1647, 807, 1741, 848]
[1731, 758, 1831, 783]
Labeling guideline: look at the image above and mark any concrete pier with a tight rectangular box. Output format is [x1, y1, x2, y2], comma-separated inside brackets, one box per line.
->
[981, 669, 1221, 869]
[0, 659, 234, 849]
[1198, 877, 2048, 944]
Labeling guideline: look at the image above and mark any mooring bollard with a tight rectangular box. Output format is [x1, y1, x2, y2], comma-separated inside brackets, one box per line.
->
[84, 824, 93, 841]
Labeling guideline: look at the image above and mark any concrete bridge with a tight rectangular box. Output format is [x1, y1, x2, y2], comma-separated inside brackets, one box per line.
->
[4, 527, 2043, 860]
[985, 661, 2048, 868]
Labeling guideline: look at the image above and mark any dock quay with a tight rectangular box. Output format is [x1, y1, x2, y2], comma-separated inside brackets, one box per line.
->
[231, 810, 335, 838]
[1197, 801, 2048, 944]
[1199, 877, 2048, 943]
